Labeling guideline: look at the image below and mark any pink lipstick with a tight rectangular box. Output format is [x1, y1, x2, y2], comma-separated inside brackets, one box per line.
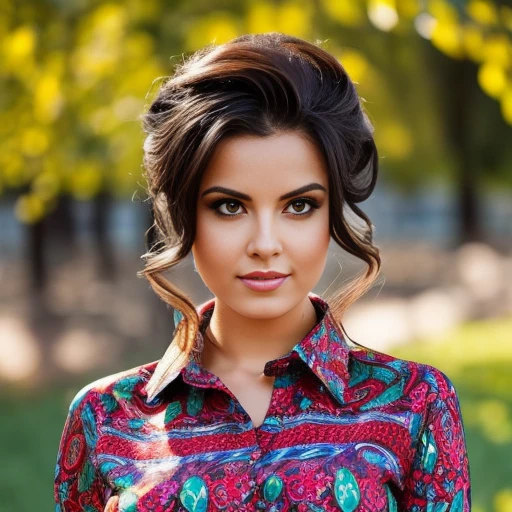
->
[238, 270, 290, 292]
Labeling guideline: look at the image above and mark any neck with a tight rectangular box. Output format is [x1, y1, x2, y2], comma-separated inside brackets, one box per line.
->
[200, 295, 319, 376]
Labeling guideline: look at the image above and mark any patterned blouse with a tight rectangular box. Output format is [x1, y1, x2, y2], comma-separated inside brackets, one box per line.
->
[54, 293, 471, 511]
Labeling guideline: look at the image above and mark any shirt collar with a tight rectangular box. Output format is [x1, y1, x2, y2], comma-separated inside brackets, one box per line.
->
[143, 292, 351, 406]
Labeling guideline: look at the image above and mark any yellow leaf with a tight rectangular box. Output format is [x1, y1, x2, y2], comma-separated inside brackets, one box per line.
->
[462, 25, 484, 61]
[2, 154, 24, 188]
[397, 0, 421, 19]
[377, 121, 413, 159]
[87, 107, 119, 136]
[34, 73, 63, 124]
[277, 0, 313, 38]
[495, 489, 512, 512]
[320, 0, 366, 27]
[125, 0, 160, 21]
[478, 62, 507, 98]
[21, 128, 50, 157]
[467, 0, 498, 26]
[427, 0, 459, 25]
[124, 32, 155, 61]
[500, 87, 512, 125]
[68, 163, 103, 200]
[483, 34, 510, 67]
[33, 170, 61, 200]
[90, 3, 126, 38]
[5, 25, 35, 64]
[184, 12, 240, 52]
[71, 3, 127, 84]
[246, 1, 279, 33]
[475, 400, 512, 444]
[15, 193, 45, 224]
[431, 21, 464, 59]
[337, 48, 370, 84]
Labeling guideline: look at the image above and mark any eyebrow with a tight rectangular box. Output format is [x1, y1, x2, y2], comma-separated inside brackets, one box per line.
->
[201, 183, 327, 201]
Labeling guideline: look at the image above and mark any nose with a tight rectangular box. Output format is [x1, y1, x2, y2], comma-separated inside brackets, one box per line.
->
[246, 211, 283, 259]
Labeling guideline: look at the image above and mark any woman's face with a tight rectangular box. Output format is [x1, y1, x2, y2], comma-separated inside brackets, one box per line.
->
[192, 131, 331, 320]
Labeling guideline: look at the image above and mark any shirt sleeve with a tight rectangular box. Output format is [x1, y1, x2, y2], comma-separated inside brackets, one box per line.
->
[54, 388, 110, 512]
[400, 367, 471, 511]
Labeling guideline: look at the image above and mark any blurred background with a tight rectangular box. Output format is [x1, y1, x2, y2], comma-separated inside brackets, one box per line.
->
[1, 0, 511, 510]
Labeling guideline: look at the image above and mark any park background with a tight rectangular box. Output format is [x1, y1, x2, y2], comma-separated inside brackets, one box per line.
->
[1, 0, 511, 510]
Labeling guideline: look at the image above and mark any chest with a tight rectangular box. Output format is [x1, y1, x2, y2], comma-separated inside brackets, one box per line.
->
[98, 418, 407, 511]
[95, 381, 415, 511]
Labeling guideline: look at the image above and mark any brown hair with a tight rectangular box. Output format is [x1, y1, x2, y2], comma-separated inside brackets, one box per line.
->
[137, 32, 381, 397]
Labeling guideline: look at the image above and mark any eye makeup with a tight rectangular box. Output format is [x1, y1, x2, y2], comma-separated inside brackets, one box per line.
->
[207, 196, 323, 218]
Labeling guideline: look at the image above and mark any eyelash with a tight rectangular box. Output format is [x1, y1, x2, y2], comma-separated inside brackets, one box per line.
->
[208, 197, 321, 218]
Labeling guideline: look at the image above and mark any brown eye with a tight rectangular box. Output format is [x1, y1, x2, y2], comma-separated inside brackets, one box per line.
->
[291, 200, 307, 213]
[225, 201, 240, 214]
[211, 200, 244, 216]
[284, 199, 313, 215]
[210, 197, 320, 218]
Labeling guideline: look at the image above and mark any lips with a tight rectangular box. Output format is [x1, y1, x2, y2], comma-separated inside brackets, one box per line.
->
[239, 271, 289, 279]
[238, 273, 290, 291]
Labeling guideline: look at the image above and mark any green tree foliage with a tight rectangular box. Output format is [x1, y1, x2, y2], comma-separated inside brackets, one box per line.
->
[1, 0, 511, 224]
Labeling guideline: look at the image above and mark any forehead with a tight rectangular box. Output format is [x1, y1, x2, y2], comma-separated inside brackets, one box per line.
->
[200, 131, 328, 191]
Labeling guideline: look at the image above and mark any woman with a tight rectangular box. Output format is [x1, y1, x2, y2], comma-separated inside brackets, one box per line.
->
[54, 32, 471, 511]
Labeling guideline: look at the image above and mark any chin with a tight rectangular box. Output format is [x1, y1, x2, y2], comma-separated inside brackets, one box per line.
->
[230, 294, 303, 319]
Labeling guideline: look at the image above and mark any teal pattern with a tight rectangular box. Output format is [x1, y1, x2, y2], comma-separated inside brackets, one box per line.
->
[186, 388, 204, 416]
[427, 504, 449, 512]
[114, 376, 143, 401]
[179, 475, 208, 512]
[113, 473, 135, 489]
[263, 474, 284, 502]
[128, 418, 144, 430]
[165, 401, 183, 423]
[450, 490, 465, 512]
[333, 468, 360, 512]
[386, 484, 398, 512]
[77, 459, 94, 493]
[420, 428, 438, 473]
[100, 393, 118, 413]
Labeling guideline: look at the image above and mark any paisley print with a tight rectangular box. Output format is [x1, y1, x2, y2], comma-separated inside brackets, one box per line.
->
[54, 293, 471, 511]
[62, 433, 86, 474]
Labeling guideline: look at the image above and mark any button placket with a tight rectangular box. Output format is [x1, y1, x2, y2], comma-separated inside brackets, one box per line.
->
[249, 447, 262, 466]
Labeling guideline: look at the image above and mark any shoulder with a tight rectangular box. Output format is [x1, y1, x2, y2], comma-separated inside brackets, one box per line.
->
[65, 360, 160, 417]
[347, 343, 458, 399]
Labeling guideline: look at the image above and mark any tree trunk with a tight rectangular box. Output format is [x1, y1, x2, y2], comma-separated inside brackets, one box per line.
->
[92, 190, 116, 281]
[424, 44, 483, 244]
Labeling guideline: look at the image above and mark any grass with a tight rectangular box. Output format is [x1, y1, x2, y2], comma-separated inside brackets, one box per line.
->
[1, 316, 511, 511]
[0, 381, 88, 512]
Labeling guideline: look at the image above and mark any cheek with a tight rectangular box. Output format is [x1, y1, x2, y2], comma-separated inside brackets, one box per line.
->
[298, 230, 330, 264]
[193, 218, 239, 271]
[289, 216, 330, 267]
